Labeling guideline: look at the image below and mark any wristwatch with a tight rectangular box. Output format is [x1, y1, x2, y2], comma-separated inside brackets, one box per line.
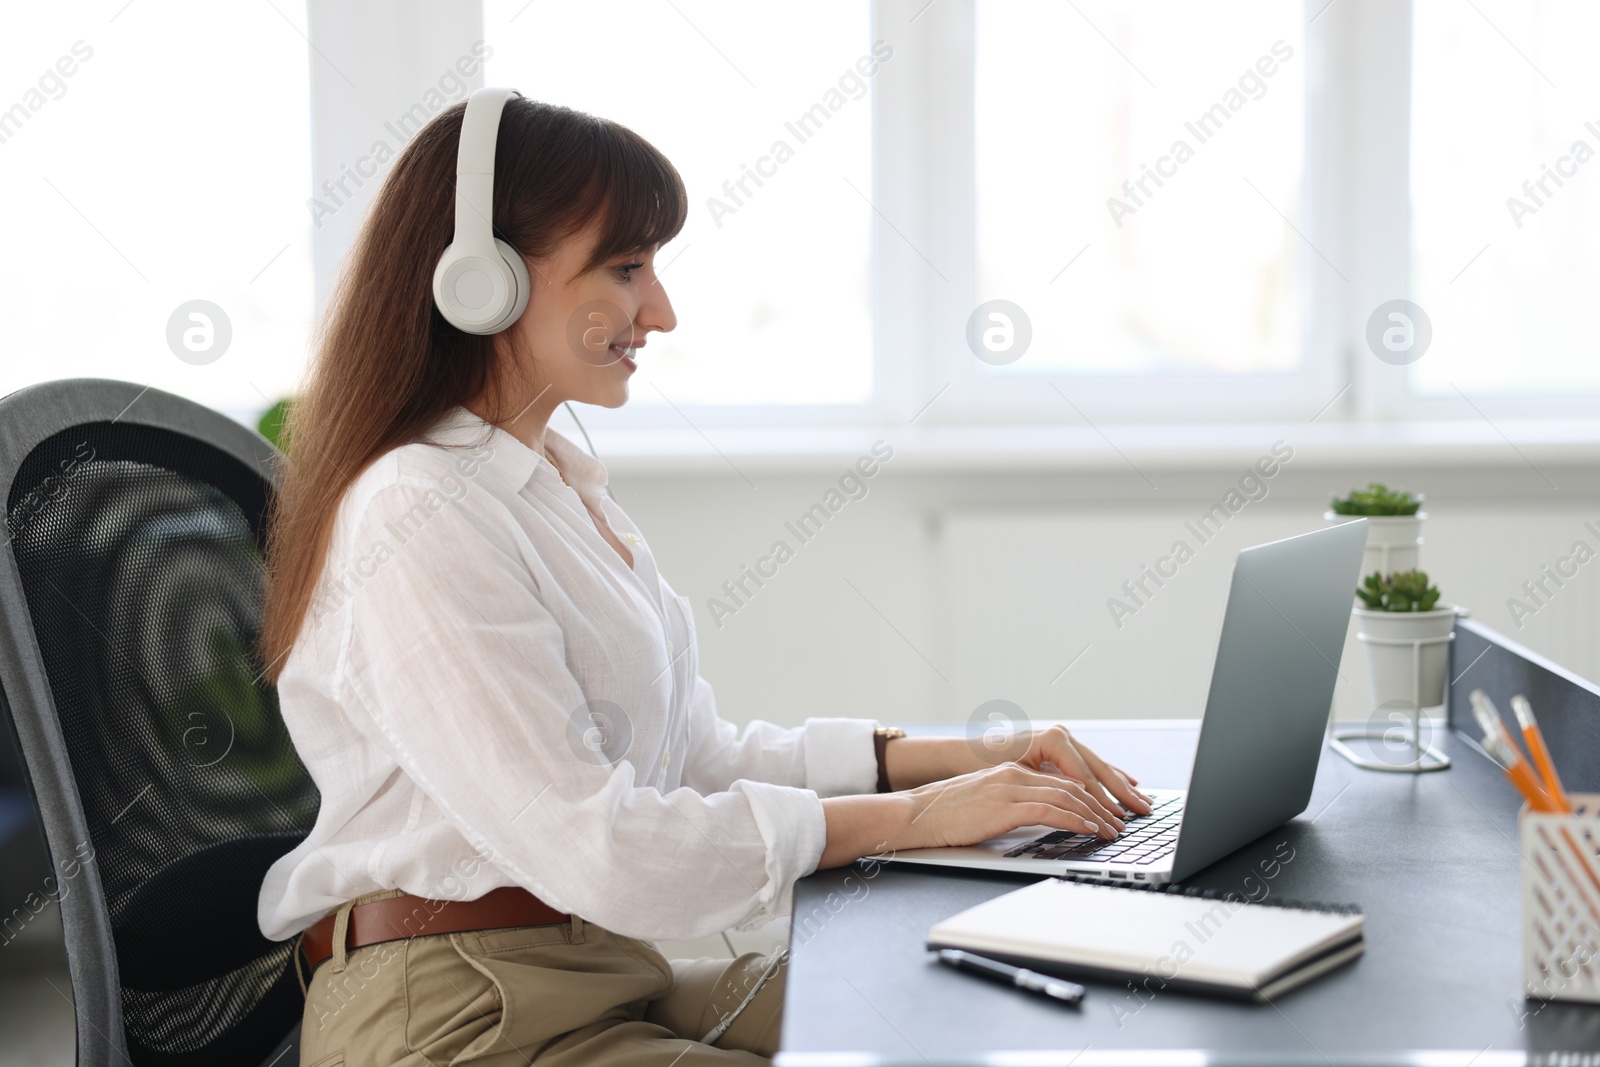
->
[874, 727, 907, 793]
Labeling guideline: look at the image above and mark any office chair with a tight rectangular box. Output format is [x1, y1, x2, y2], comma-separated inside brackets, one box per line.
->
[0, 379, 315, 1066]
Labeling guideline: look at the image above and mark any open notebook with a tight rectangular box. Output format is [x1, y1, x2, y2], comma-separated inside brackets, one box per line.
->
[927, 878, 1364, 1002]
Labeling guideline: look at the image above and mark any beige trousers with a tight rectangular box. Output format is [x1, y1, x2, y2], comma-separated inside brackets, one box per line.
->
[297, 891, 787, 1066]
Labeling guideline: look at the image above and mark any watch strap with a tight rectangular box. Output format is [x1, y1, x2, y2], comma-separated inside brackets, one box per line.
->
[874, 727, 906, 793]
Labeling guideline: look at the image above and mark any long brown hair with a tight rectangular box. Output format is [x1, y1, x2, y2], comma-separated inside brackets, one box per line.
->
[260, 98, 687, 679]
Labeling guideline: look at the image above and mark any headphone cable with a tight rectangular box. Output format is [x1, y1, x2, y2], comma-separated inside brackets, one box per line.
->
[562, 401, 617, 503]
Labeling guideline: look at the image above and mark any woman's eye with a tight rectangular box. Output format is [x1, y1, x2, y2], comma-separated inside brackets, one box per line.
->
[617, 261, 645, 282]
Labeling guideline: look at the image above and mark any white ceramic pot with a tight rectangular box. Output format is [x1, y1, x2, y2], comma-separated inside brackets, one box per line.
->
[1326, 512, 1426, 579]
[1354, 606, 1457, 711]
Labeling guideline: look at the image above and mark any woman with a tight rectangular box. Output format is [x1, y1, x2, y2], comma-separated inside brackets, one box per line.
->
[258, 92, 1150, 1067]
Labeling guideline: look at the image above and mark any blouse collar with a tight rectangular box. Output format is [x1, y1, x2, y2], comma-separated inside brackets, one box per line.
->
[418, 405, 610, 499]
[541, 421, 609, 499]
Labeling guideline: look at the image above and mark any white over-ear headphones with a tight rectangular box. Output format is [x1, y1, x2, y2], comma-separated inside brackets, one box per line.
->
[432, 87, 531, 335]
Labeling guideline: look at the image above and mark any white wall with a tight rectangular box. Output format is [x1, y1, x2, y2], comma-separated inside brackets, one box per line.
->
[605, 448, 1600, 734]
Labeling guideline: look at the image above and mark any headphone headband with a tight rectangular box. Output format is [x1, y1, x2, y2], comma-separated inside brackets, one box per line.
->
[451, 88, 517, 254]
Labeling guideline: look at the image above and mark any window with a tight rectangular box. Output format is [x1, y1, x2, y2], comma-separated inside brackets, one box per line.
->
[484, 0, 875, 407]
[0, 1, 313, 421]
[922, 0, 1331, 424]
[1409, 0, 1600, 399]
[974, 1, 1305, 379]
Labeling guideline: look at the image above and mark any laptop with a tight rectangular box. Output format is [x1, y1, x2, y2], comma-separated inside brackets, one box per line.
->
[887, 520, 1368, 885]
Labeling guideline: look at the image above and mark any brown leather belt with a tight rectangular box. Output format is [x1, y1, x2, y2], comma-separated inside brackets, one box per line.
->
[299, 886, 569, 976]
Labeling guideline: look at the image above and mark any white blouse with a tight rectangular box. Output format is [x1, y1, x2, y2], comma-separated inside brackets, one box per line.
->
[257, 407, 880, 943]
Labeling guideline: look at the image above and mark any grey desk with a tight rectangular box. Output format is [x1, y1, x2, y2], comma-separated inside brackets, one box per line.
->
[779, 702, 1600, 1065]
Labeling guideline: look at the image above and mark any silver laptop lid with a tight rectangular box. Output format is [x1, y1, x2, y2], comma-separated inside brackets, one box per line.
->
[1168, 520, 1368, 882]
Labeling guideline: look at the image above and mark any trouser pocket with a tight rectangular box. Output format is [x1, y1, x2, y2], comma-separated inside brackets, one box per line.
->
[403, 932, 510, 1065]
[437, 922, 675, 1058]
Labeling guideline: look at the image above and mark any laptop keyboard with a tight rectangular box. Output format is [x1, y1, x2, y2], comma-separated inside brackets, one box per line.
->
[1003, 792, 1185, 865]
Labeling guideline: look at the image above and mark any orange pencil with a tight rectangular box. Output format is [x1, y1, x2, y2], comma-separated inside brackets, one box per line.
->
[1470, 690, 1561, 813]
[1511, 695, 1571, 813]
[1490, 736, 1564, 813]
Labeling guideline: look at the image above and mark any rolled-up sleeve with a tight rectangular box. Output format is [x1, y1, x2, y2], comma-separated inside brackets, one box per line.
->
[680, 675, 880, 798]
[801, 716, 881, 797]
[334, 483, 829, 941]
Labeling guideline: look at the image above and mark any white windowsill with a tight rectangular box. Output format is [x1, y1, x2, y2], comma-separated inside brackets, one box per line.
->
[218, 408, 1600, 475]
[584, 418, 1600, 475]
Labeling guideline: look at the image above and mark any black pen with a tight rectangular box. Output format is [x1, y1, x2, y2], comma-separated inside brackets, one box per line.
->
[935, 949, 1086, 1005]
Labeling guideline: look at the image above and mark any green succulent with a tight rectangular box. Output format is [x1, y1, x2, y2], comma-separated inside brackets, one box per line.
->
[1331, 483, 1421, 516]
[1356, 569, 1442, 612]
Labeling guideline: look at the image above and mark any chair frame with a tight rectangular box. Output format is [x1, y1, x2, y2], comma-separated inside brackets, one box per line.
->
[0, 379, 284, 1067]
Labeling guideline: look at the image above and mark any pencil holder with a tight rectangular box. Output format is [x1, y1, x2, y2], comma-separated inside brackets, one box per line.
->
[1522, 794, 1600, 1003]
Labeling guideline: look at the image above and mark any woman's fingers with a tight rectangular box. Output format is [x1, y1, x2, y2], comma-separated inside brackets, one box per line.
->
[1012, 785, 1123, 838]
[1080, 748, 1153, 814]
[910, 761, 1140, 850]
[1038, 728, 1151, 815]
[1113, 769, 1150, 810]
[1019, 802, 1106, 839]
[1040, 737, 1126, 814]
[1051, 780, 1124, 832]
[1021, 728, 1150, 805]
[1000, 766, 1125, 832]
[1104, 759, 1140, 787]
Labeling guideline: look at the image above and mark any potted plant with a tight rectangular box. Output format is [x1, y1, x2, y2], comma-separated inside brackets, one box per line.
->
[1326, 483, 1425, 576]
[1354, 570, 1457, 711]
[258, 397, 292, 452]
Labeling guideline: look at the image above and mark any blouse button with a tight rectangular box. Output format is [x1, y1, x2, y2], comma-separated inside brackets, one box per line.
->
[622, 533, 640, 544]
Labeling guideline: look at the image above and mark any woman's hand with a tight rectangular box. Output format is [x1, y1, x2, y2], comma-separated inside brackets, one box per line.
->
[818, 762, 1130, 867]
[880, 728, 1152, 817]
[903, 761, 1129, 846]
[1001, 725, 1152, 817]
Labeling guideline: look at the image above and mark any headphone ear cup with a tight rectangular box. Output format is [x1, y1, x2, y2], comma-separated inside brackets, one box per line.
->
[432, 241, 529, 335]
[493, 238, 531, 330]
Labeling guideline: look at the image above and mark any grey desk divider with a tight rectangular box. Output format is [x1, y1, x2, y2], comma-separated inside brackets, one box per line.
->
[1449, 617, 1600, 792]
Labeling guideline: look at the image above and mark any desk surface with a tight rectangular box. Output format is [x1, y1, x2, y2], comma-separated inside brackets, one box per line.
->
[779, 722, 1600, 1066]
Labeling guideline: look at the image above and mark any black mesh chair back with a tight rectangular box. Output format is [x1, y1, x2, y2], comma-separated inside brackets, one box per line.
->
[0, 380, 316, 1066]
